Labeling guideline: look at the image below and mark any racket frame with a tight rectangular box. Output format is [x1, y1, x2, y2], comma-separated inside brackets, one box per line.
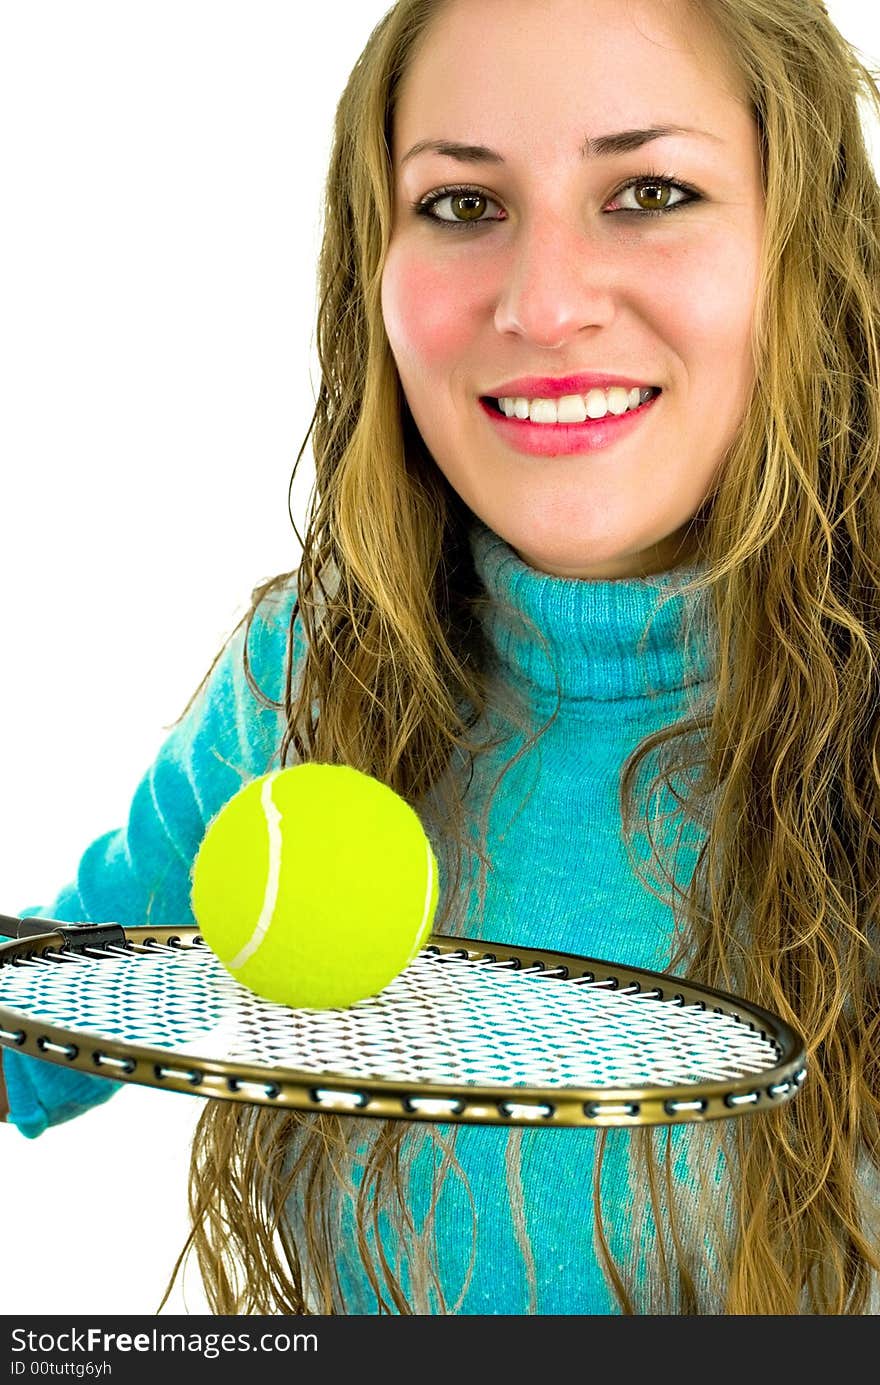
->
[0, 922, 807, 1129]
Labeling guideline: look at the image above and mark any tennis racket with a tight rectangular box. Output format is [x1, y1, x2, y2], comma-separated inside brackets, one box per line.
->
[0, 913, 806, 1129]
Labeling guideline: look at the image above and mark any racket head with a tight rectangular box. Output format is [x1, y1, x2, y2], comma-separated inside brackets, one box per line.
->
[0, 922, 807, 1129]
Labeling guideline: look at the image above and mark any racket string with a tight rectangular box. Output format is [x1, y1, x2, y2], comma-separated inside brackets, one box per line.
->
[0, 940, 783, 1091]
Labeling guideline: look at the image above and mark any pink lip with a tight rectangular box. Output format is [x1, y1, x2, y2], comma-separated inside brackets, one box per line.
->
[483, 372, 657, 398]
[479, 390, 661, 458]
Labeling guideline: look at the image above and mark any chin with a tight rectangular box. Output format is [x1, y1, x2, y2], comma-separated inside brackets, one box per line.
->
[508, 537, 667, 581]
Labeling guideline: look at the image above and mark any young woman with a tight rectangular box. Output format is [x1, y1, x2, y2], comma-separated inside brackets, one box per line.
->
[3, 0, 879, 1313]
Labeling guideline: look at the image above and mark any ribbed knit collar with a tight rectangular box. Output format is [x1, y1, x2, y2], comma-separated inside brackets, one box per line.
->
[468, 517, 715, 705]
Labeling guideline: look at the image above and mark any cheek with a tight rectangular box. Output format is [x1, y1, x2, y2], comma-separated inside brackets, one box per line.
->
[381, 247, 481, 374]
[649, 239, 758, 369]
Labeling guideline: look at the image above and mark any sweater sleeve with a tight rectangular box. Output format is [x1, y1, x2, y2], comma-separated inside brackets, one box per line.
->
[2, 577, 304, 1139]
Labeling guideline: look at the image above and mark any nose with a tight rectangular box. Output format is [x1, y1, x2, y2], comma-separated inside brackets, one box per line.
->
[493, 214, 616, 348]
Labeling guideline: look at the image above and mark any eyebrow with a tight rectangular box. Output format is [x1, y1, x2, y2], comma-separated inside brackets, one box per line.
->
[400, 124, 723, 166]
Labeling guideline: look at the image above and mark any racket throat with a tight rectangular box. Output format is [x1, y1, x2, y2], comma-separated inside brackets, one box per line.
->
[7, 916, 127, 954]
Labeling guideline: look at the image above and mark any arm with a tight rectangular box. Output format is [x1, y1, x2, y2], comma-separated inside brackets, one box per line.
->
[1, 578, 303, 1138]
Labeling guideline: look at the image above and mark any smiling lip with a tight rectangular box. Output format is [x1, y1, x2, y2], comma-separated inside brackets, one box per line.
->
[484, 372, 658, 398]
[478, 390, 661, 457]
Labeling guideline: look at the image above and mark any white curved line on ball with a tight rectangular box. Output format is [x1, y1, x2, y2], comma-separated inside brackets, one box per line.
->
[402, 836, 435, 969]
[228, 773, 283, 969]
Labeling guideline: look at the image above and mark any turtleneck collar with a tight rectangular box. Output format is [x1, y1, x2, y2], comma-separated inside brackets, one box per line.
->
[467, 517, 715, 706]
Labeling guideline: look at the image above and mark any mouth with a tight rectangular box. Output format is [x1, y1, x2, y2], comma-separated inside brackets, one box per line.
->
[478, 388, 663, 458]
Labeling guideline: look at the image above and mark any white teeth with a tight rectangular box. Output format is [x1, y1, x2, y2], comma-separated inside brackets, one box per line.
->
[586, 391, 607, 419]
[529, 398, 560, 423]
[498, 385, 654, 422]
[556, 394, 588, 423]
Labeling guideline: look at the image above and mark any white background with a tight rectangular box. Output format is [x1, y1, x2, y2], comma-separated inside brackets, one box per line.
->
[0, 0, 878, 1317]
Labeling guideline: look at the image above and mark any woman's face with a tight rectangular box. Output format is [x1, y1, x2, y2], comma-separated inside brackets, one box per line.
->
[381, 0, 765, 579]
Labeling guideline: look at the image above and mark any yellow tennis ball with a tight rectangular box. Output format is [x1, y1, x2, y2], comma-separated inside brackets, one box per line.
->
[190, 762, 440, 1009]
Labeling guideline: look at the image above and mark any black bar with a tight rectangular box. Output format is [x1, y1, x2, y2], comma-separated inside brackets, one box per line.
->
[0, 1311, 840, 1375]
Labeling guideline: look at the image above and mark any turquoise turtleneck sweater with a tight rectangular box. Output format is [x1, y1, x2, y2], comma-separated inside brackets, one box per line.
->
[2, 518, 715, 1314]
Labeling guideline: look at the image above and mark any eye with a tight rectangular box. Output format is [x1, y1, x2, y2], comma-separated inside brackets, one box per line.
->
[608, 175, 698, 216]
[412, 185, 504, 228]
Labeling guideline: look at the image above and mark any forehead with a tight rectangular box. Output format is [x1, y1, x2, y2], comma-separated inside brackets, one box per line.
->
[393, 0, 749, 159]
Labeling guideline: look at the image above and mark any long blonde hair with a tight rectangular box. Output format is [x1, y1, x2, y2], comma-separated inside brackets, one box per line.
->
[159, 0, 880, 1313]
